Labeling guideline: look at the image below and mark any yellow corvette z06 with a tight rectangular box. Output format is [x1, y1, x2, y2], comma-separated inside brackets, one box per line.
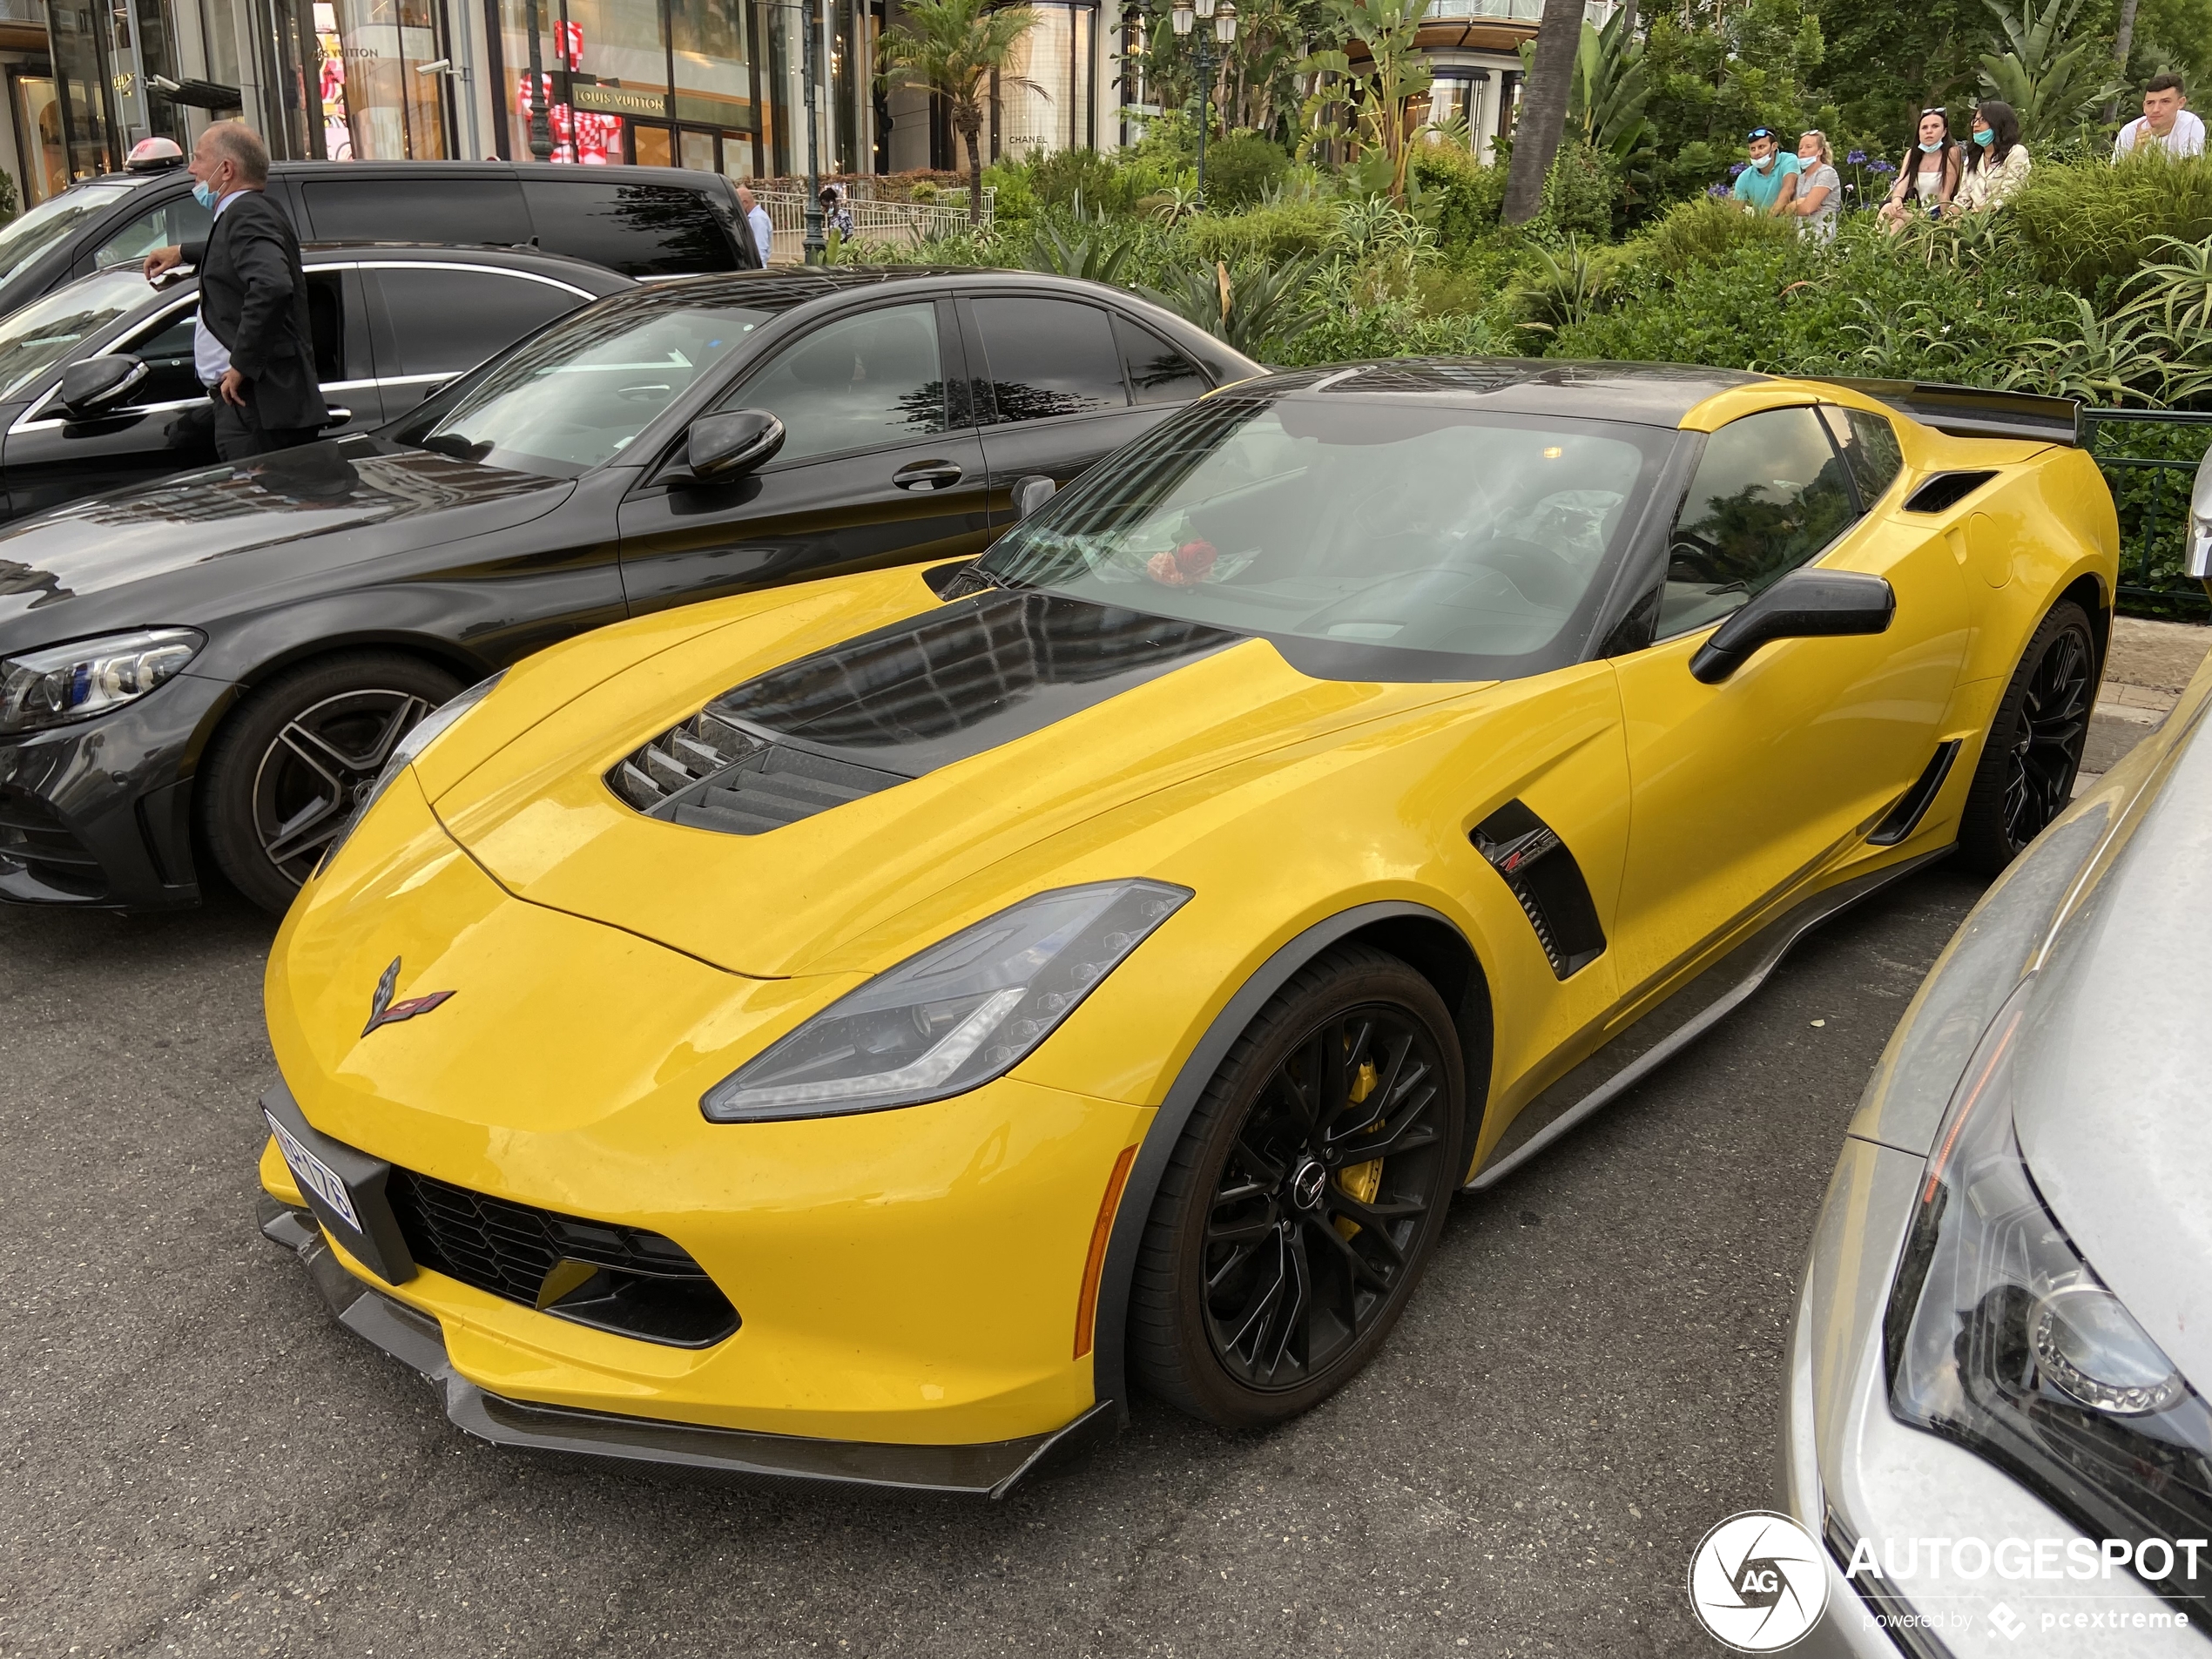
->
[254, 361, 2117, 1495]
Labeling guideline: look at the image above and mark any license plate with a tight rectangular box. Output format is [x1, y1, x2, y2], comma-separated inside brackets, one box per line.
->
[266, 1106, 362, 1231]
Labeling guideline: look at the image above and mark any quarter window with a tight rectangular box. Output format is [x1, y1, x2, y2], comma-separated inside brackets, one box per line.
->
[1112, 312, 1208, 404]
[725, 304, 949, 464]
[1818, 405, 1905, 507]
[1660, 407, 1860, 638]
[970, 297, 1129, 422]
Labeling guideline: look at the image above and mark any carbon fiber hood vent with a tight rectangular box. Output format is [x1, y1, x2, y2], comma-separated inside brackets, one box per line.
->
[608, 589, 1240, 834]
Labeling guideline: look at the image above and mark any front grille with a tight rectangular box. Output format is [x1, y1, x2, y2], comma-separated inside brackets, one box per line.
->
[0, 789, 108, 900]
[385, 1168, 739, 1348]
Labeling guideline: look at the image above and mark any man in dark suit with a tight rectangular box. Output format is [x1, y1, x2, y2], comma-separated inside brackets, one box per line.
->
[141, 123, 327, 461]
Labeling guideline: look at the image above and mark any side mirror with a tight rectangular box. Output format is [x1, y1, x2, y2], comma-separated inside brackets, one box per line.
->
[685, 408, 784, 482]
[57, 354, 149, 419]
[1011, 474, 1056, 521]
[1689, 570, 1895, 684]
[2188, 442, 2212, 578]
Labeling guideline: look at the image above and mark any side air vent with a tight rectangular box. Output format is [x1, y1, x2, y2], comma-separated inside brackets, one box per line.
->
[609, 707, 907, 835]
[1471, 801, 1608, 980]
[1867, 739, 1963, 846]
[1902, 470, 1996, 515]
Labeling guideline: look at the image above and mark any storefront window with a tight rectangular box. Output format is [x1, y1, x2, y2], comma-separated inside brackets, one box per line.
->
[994, 0, 1090, 158]
[321, 0, 450, 159]
[10, 75, 70, 204]
[501, 0, 756, 170]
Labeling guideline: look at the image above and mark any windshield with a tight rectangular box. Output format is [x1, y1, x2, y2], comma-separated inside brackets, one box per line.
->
[0, 185, 135, 291]
[0, 264, 157, 402]
[981, 395, 1671, 679]
[408, 300, 772, 477]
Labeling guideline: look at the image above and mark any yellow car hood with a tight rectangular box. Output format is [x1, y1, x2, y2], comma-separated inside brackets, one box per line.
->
[429, 573, 1475, 978]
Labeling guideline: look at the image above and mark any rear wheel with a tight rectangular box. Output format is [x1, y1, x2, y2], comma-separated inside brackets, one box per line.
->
[1957, 599, 2096, 877]
[1130, 946, 1466, 1427]
[200, 653, 462, 913]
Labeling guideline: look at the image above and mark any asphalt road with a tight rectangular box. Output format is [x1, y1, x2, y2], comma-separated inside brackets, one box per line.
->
[0, 867, 1986, 1659]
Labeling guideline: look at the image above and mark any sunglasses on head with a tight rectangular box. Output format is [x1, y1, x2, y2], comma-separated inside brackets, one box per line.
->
[1748, 127, 1776, 139]
[1920, 106, 1947, 117]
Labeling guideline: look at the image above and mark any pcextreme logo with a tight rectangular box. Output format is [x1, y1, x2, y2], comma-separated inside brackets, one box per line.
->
[1688, 1511, 1831, 1652]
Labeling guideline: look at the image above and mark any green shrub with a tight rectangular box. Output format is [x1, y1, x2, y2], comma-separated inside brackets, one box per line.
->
[1411, 145, 1508, 253]
[1201, 133, 1291, 211]
[1029, 148, 1129, 214]
[979, 158, 1036, 226]
[2011, 152, 2212, 298]
[1540, 143, 1619, 239]
[1180, 199, 1339, 266]
[1640, 195, 1797, 275]
[1280, 302, 1518, 366]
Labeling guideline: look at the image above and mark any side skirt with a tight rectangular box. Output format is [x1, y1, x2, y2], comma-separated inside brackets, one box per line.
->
[258, 1198, 1112, 1499]
[1464, 848, 1951, 1192]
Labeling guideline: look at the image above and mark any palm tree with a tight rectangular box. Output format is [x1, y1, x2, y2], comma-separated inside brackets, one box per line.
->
[879, 0, 1042, 223]
[1503, 0, 1585, 224]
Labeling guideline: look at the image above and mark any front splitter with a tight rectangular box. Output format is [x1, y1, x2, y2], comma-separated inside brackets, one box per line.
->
[258, 1197, 1113, 1498]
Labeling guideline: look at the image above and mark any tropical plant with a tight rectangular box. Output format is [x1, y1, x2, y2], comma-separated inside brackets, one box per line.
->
[1024, 219, 1141, 284]
[2009, 151, 2212, 294]
[2003, 296, 2172, 402]
[1510, 237, 1623, 334]
[1325, 0, 1435, 201]
[1522, 12, 1654, 165]
[2114, 232, 2212, 343]
[1140, 256, 1327, 358]
[1977, 0, 2127, 139]
[879, 0, 1042, 222]
[1641, 195, 1797, 274]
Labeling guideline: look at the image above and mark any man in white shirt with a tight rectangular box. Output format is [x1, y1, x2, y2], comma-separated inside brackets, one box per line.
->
[736, 185, 773, 266]
[2114, 72, 2207, 158]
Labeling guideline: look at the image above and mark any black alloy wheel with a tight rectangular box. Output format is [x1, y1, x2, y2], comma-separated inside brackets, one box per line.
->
[1130, 946, 1466, 1426]
[200, 653, 462, 913]
[1958, 600, 2096, 877]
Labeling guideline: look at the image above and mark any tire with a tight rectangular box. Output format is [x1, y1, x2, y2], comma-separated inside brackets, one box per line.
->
[199, 652, 462, 914]
[1956, 599, 2096, 878]
[1129, 945, 1467, 1427]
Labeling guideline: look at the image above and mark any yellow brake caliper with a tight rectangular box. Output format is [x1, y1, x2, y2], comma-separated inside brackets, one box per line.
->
[1335, 1057, 1384, 1240]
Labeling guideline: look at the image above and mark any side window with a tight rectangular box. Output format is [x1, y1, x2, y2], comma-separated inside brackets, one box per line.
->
[1111, 312, 1208, 404]
[520, 180, 735, 276]
[722, 303, 948, 464]
[303, 179, 530, 246]
[371, 268, 585, 379]
[118, 307, 203, 405]
[92, 193, 214, 269]
[1660, 408, 1860, 639]
[969, 297, 1129, 422]
[1818, 406, 1905, 506]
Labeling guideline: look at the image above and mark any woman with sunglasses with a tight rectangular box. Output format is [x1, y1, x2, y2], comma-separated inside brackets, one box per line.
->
[1879, 108, 1961, 230]
[1952, 100, 2031, 215]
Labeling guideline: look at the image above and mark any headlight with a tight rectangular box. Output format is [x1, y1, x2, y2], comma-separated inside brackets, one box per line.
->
[0, 628, 202, 733]
[1885, 980, 2212, 1618]
[702, 880, 1190, 1122]
[314, 671, 505, 876]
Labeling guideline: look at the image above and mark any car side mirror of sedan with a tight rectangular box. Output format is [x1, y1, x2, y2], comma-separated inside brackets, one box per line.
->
[57, 354, 150, 419]
[1011, 474, 1056, 521]
[683, 408, 784, 483]
[1689, 569, 1896, 685]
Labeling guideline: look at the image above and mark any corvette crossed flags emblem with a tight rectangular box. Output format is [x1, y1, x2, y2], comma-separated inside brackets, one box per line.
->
[361, 956, 456, 1037]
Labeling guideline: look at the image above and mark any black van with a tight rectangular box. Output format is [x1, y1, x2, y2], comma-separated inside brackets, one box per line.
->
[0, 158, 763, 323]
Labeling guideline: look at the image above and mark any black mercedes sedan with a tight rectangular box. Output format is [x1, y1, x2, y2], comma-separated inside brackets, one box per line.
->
[0, 244, 632, 522]
[0, 268, 1256, 914]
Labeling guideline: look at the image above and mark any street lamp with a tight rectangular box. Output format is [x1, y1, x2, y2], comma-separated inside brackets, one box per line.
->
[801, 0, 825, 263]
[1169, 0, 1233, 207]
[523, 0, 553, 160]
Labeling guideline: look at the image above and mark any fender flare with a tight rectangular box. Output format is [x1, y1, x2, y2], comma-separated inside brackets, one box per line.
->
[1086, 900, 1478, 1419]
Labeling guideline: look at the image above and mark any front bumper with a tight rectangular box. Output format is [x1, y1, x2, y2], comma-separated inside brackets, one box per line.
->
[257, 1195, 1111, 1496]
[0, 671, 233, 908]
[1781, 1137, 2201, 1658]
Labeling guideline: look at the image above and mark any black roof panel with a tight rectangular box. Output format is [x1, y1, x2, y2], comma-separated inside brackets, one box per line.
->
[1245, 357, 1769, 428]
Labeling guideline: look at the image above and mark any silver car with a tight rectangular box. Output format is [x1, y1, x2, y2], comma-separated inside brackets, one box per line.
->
[1780, 648, 2212, 1656]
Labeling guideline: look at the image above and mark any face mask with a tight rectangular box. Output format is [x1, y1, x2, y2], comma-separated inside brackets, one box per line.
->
[1755, 154, 1776, 172]
[1919, 139, 1944, 152]
[1973, 128, 1995, 145]
[192, 180, 220, 209]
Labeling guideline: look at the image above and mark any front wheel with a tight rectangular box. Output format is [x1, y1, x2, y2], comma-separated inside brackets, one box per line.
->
[1956, 600, 2096, 878]
[199, 652, 463, 913]
[1129, 946, 1466, 1427]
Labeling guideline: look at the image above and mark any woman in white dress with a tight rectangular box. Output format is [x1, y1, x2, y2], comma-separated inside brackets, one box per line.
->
[1879, 109, 1961, 230]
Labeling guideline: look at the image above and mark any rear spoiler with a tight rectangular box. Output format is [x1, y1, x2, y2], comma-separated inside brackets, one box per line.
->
[1805, 378, 2082, 448]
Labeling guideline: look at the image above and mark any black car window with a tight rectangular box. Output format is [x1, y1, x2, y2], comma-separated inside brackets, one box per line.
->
[301, 178, 531, 246]
[371, 266, 587, 379]
[1111, 312, 1208, 405]
[970, 297, 1128, 422]
[92, 192, 215, 270]
[723, 303, 949, 464]
[1818, 404, 1906, 508]
[520, 180, 734, 276]
[1660, 407, 1861, 639]
[117, 306, 203, 405]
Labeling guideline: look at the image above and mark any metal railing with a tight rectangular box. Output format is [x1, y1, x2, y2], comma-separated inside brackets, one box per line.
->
[2081, 409, 2212, 615]
[751, 188, 995, 263]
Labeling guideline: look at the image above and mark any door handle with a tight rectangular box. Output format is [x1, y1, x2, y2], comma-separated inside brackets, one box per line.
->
[892, 459, 963, 491]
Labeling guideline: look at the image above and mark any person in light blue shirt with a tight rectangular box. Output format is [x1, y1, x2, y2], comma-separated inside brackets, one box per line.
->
[1730, 127, 1802, 215]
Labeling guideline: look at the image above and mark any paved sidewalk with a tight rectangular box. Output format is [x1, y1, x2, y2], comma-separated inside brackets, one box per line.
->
[2079, 615, 2211, 790]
